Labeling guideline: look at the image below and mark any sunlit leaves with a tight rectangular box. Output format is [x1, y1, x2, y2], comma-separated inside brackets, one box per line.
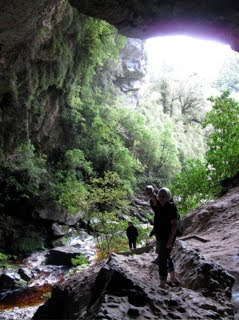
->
[213, 53, 239, 93]
[52, 170, 89, 215]
[169, 159, 212, 214]
[203, 91, 239, 181]
[171, 91, 239, 214]
[88, 171, 129, 257]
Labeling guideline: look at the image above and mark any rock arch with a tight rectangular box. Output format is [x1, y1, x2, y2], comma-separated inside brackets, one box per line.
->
[69, 0, 239, 50]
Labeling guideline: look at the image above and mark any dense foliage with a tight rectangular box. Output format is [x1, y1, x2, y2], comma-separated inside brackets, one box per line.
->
[2, 13, 208, 219]
[2, 3, 239, 254]
[170, 91, 239, 214]
[213, 52, 239, 93]
[204, 91, 239, 182]
[87, 171, 129, 257]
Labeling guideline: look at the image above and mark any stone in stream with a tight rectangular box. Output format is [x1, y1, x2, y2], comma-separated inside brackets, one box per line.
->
[46, 245, 84, 266]
[0, 272, 27, 291]
[18, 267, 32, 282]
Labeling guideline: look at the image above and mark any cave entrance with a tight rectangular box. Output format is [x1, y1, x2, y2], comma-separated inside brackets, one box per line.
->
[145, 35, 232, 84]
[132, 33, 239, 190]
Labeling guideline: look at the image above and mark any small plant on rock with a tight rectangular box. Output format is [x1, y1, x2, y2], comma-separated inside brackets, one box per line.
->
[0, 252, 8, 268]
[71, 254, 89, 267]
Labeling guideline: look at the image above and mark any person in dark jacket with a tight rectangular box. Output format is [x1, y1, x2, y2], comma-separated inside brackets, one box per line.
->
[126, 222, 138, 250]
[145, 185, 179, 288]
[145, 185, 160, 256]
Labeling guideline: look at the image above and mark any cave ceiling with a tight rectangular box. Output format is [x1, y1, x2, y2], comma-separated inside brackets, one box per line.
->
[0, 0, 239, 99]
[69, 0, 239, 51]
[1, 0, 239, 52]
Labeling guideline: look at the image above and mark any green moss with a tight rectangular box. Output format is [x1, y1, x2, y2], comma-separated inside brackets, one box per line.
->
[11, 235, 44, 255]
[0, 252, 8, 266]
[71, 254, 89, 267]
[1, 3, 129, 218]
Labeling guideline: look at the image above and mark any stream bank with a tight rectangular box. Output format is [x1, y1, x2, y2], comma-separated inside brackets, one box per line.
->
[0, 229, 97, 320]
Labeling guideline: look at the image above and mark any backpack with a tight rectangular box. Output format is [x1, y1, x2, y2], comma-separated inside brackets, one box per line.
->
[169, 199, 183, 237]
[176, 210, 183, 237]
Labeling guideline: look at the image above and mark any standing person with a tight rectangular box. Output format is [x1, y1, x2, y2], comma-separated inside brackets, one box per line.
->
[145, 185, 179, 288]
[145, 185, 158, 214]
[145, 185, 160, 258]
[126, 222, 138, 250]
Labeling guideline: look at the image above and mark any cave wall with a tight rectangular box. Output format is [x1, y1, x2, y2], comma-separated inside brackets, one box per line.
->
[0, 0, 76, 153]
[1, 0, 239, 91]
[1, 0, 239, 155]
[0, 0, 147, 156]
[0, 0, 238, 155]
[0, 0, 147, 223]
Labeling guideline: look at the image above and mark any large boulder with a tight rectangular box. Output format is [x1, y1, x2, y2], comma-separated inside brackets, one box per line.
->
[0, 272, 27, 291]
[34, 247, 235, 319]
[0, 214, 46, 255]
[46, 245, 86, 266]
[32, 201, 82, 226]
[181, 186, 239, 275]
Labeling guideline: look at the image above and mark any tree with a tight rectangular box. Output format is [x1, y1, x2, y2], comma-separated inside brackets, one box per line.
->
[88, 171, 130, 258]
[169, 159, 211, 215]
[175, 76, 206, 122]
[213, 53, 239, 93]
[203, 91, 239, 183]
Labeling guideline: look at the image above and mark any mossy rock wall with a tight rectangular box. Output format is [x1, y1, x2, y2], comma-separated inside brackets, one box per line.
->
[0, 1, 86, 156]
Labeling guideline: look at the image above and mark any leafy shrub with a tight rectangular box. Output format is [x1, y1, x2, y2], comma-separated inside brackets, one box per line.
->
[169, 159, 212, 215]
[0, 252, 8, 267]
[71, 254, 89, 267]
[0, 141, 48, 205]
[170, 91, 239, 214]
[42, 292, 52, 299]
[52, 170, 89, 215]
[204, 91, 239, 183]
[88, 171, 130, 257]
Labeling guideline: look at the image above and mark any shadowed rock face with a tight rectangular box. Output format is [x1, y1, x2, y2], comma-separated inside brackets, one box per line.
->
[1, 0, 239, 54]
[181, 186, 239, 275]
[33, 185, 239, 319]
[33, 247, 235, 319]
[69, 0, 239, 50]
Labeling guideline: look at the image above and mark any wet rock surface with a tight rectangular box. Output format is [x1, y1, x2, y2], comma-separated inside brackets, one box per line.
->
[179, 186, 239, 319]
[33, 248, 235, 320]
[0, 231, 97, 319]
[0, 272, 27, 291]
[33, 262, 104, 320]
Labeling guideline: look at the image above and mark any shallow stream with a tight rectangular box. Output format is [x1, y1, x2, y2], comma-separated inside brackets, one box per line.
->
[0, 229, 97, 319]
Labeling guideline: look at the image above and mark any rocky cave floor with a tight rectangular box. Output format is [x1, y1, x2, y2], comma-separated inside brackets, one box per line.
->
[33, 187, 239, 320]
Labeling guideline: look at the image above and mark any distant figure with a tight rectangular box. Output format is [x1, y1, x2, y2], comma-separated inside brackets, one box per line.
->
[126, 222, 138, 250]
[145, 185, 179, 288]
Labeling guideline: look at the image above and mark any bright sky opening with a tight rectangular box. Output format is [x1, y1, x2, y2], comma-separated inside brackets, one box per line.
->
[145, 35, 233, 81]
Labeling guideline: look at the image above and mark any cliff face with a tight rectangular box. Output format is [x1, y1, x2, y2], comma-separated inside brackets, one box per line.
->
[0, 1, 80, 154]
[0, 0, 146, 156]
[0, 0, 147, 252]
